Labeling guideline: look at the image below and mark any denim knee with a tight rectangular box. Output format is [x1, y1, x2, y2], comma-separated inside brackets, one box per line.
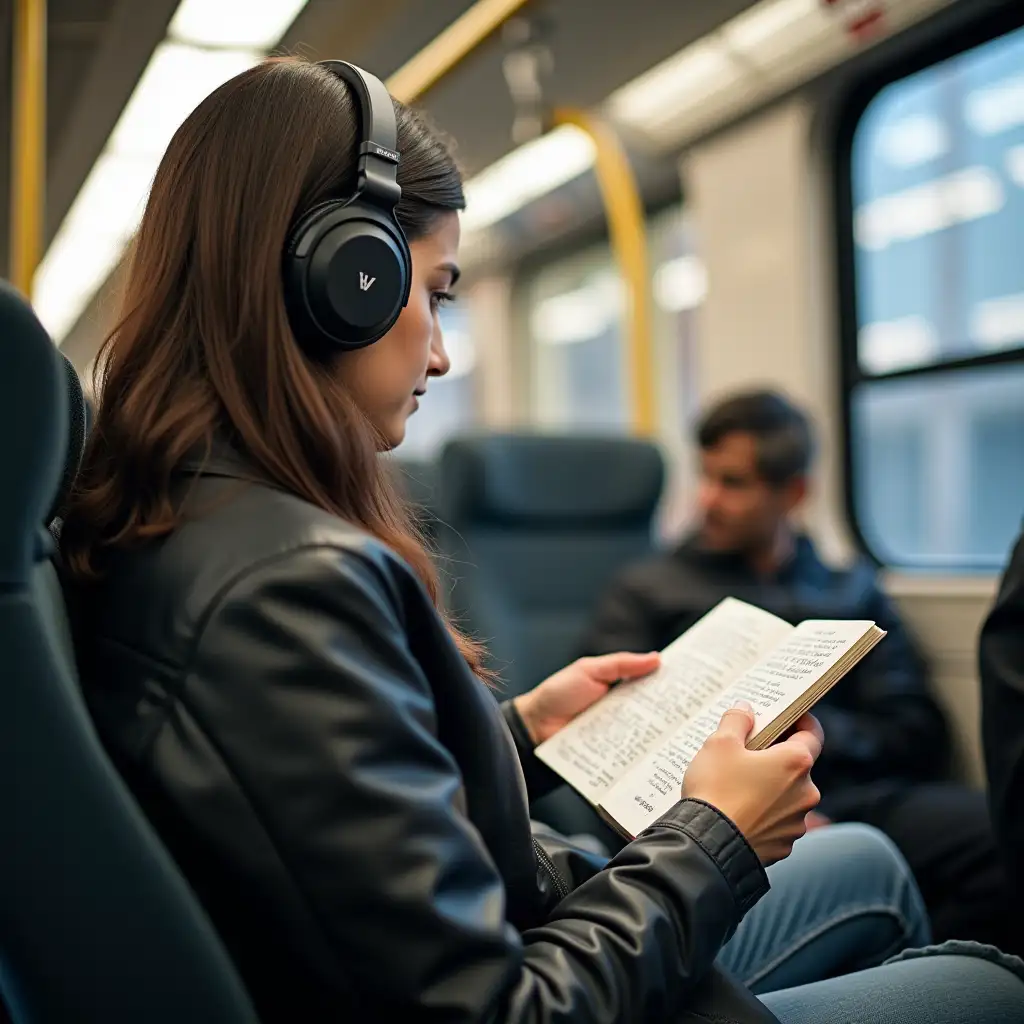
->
[720, 822, 933, 993]
[804, 822, 912, 884]
[760, 947, 1024, 1024]
[800, 823, 930, 945]
[885, 939, 1024, 979]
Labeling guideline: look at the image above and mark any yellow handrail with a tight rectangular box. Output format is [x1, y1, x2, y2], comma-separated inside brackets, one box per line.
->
[387, 0, 532, 102]
[552, 107, 656, 436]
[9, 0, 47, 297]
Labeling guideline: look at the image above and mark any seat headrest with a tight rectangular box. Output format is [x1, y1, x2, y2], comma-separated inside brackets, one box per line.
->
[439, 433, 665, 527]
[0, 280, 67, 585]
[49, 351, 88, 524]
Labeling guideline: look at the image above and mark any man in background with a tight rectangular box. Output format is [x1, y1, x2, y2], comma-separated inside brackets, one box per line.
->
[579, 389, 1015, 949]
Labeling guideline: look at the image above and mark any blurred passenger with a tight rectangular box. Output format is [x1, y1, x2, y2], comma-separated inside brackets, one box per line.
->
[57, 59, 1024, 1023]
[980, 528, 1024, 919]
[580, 390, 1017, 950]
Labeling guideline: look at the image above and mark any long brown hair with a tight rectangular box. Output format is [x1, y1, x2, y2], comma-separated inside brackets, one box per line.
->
[60, 56, 489, 677]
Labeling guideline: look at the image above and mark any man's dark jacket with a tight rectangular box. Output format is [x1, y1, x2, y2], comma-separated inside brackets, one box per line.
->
[578, 534, 951, 819]
[981, 529, 1024, 884]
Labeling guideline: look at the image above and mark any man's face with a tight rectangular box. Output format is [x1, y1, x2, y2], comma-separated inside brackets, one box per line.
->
[696, 431, 802, 553]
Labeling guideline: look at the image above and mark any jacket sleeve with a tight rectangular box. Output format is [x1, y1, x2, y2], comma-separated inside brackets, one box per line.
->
[189, 543, 769, 1023]
[812, 579, 950, 791]
[980, 531, 1024, 879]
[499, 699, 564, 803]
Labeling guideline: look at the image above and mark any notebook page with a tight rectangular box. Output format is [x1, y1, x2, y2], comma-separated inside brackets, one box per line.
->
[599, 619, 874, 837]
[534, 598, 793, 803]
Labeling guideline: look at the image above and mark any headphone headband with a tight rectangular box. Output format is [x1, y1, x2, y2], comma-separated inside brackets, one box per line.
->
[283, 60, 411, 353]
[317, 60, 401, 210]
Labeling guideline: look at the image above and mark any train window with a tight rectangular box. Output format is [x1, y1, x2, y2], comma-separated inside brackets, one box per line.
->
[523, 207, 704, 437]
[526, 244, 630, 432]
[842, 18, 1024, 570]
[397, 303, 479, 458]
[650, 208, 704, 435]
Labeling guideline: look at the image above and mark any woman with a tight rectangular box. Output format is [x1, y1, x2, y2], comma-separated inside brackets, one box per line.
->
[60, 57, 1024, 1023]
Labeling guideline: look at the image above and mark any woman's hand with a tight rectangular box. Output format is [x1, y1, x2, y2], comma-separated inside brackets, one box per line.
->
[514, 652, 660, 745]
[683, 702, 824, 866]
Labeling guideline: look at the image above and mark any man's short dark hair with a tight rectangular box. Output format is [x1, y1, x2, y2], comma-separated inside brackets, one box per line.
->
[696, 390, 814, 486]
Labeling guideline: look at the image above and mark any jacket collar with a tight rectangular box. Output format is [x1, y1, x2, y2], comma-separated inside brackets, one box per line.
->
[176, 438, 269, 485]
[675, 529, 823, 583]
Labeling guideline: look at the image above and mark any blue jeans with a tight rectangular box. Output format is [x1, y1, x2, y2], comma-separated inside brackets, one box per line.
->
[717, 823, 1024, 1022]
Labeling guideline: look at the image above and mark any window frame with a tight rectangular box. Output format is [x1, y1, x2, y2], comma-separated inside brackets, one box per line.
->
[832, 1, 1024, 571]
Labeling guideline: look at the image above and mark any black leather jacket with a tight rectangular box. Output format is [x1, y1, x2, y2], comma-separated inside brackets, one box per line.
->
[66, 452, 777, 1023]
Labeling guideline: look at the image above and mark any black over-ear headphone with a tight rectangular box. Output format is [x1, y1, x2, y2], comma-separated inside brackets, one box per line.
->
[283, 60, 411, 353]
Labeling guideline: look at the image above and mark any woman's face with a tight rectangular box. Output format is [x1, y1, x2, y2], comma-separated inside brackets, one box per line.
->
[334, 211, 460, 449]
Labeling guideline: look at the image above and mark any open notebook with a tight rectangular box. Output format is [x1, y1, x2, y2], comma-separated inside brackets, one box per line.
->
[535, 597, 886, 840]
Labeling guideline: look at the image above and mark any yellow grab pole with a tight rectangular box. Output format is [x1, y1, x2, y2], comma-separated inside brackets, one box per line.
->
[387, 0, 531, 102]
[9, 0, 47, 297]
[552, 107, 656, 436]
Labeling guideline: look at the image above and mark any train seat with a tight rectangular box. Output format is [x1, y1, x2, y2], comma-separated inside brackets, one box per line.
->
[437, 431, 665, 692]
[435, 431, 665, 842]
[392, 455, 444, 549]
[0, 280, 258, 1024]
[46, 349, 89, 536]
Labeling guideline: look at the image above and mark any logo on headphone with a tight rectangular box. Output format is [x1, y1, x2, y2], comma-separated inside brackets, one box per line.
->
[367, 142, 400, 164]
[359, 272, 376, 292]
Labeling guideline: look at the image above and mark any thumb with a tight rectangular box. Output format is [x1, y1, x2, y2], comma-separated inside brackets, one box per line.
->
[716, 700, 756, 741]
[583, 651, 660, 683]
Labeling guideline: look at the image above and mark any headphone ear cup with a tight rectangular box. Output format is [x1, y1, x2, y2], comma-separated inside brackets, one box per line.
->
[284, 200, 347, 258]
[284, 201, 411, 354]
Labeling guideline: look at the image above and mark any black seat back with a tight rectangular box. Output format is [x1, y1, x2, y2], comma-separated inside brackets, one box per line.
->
[0, 281, 258, 1023]
[437, 432, 665, 694]
[434, 432, 664, 845]
[47, 350, 88, 532]
[392, 456, 443, 547]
